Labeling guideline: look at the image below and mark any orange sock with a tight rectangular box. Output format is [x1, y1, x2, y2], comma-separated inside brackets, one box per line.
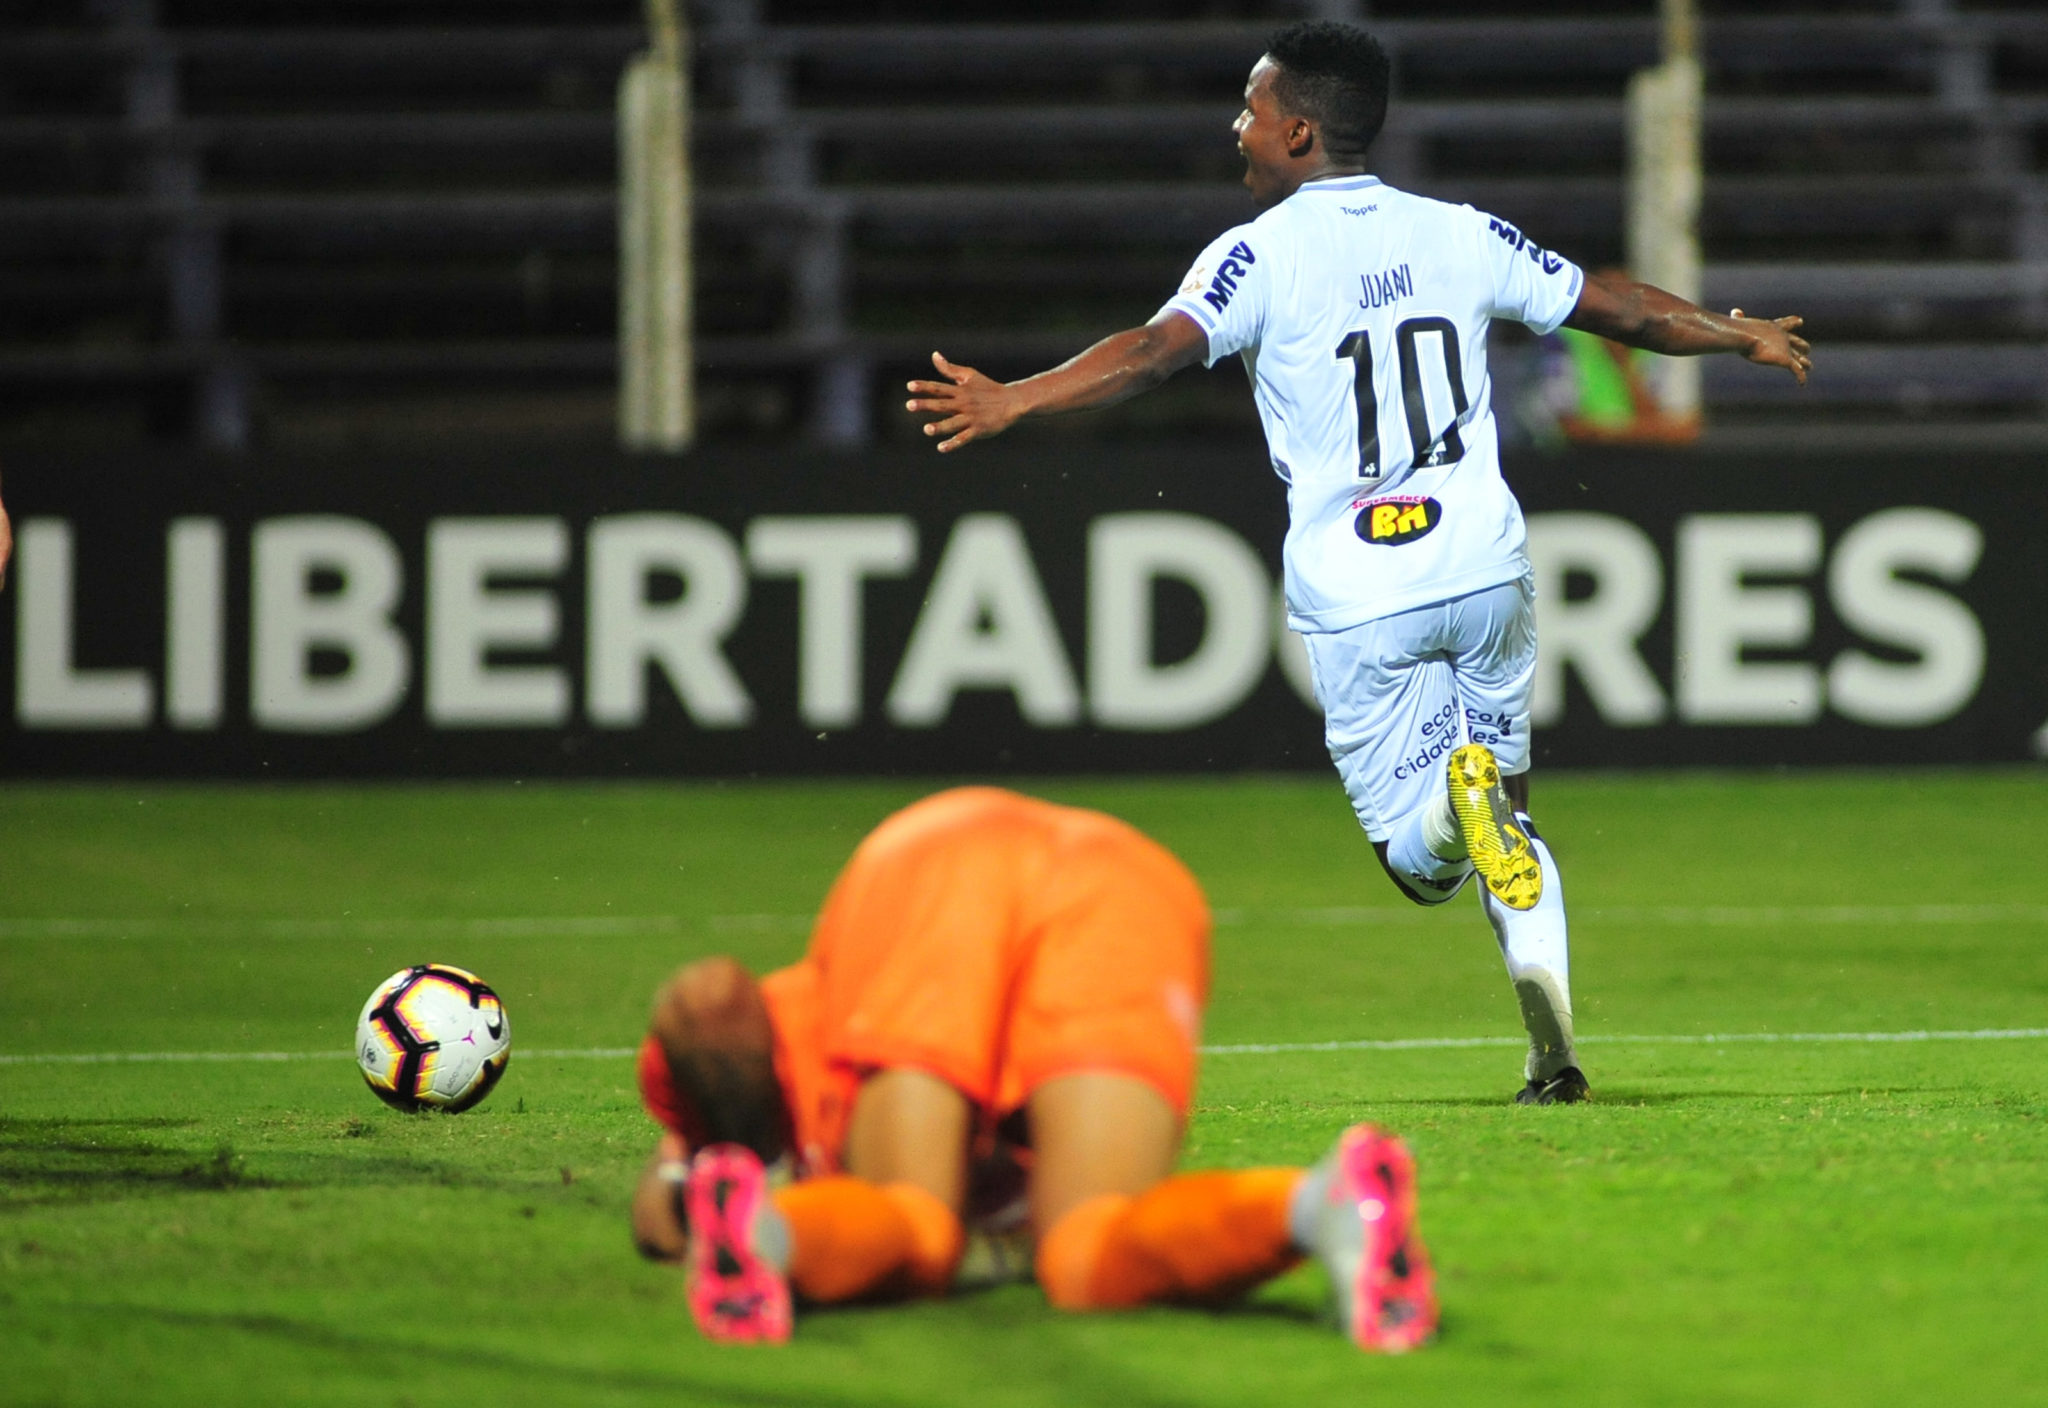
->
[1036, 1169, 1304, 1310]
[771, 1177, 965, 1303]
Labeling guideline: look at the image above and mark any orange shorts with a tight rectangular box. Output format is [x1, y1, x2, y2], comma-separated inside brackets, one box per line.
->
[639, 788, 1210, 1173]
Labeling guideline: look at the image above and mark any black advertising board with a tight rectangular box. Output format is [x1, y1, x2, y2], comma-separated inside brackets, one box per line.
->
[2, 439, 2042, 777]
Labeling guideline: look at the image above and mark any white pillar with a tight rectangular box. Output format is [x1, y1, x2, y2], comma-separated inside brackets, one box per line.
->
[1626, 0, 1704, 423]
[618, 3, 694, 452]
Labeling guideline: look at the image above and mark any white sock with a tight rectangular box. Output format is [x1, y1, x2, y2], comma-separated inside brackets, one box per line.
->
[1420, 789, 1465, 860]
[1480, 827, 1577, 1081]
[1385, 798, 1473, 904]
[1287, 1162, 1330, 1254]
[752, 1198, 792, 1272]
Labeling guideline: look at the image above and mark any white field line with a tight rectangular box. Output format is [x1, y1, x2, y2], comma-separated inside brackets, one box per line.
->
[0, 916, 687, 941]
[0, 1048, 641, 1066]
[1207, 903, 2048, 928]
[4, 1028, 2046, 1067]
[4, 902, 2048, 943]
[1201, 1028, 2048, 1054]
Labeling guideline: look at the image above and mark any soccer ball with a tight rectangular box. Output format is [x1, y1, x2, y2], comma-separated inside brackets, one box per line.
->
[355, 964, 511, 1113]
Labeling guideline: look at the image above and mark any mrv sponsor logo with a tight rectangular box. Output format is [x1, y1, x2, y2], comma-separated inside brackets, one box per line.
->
[1200, 242, 1257, 313]
[1488, 218, 1565, 276]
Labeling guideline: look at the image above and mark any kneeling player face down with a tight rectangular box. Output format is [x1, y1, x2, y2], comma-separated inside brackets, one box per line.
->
[630, 788, 1438, 1351]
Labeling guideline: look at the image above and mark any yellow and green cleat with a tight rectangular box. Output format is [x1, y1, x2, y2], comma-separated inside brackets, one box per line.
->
[1447, 744, 1542, 911]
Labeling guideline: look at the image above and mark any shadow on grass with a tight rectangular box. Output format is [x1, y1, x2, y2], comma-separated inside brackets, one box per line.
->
[35, 1299, 1228, 1408]
[24, 1300, 840, 1408]
[0, 1131, 273, 1204]
[1369, 1083, 1961, 1110]
[805, 1281, 1323, 1331]
[0, 1116, 202, 1157]
[0, 1117, 199, 1132]
[0, 1116, 543, 1209]
[1587, 1083, 1971, 1108]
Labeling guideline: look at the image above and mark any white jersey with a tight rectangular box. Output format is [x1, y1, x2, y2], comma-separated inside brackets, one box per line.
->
[1159, 174, 1584, 633]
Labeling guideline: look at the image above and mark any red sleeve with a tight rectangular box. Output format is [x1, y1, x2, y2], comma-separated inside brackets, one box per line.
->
[635, 1035, 708, 1148]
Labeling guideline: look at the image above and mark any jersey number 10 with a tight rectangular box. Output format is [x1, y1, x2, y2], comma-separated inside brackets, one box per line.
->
[1335, 315, 1469, 479]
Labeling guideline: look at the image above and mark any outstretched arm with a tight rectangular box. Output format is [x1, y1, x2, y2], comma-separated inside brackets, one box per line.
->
[1565, 271, 1812, 384]
[905, 311, 1209, 453]
[631, 1131, 692, 1261]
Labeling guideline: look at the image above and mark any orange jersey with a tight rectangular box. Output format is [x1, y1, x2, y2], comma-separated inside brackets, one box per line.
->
[640, 788, 1211, 1176]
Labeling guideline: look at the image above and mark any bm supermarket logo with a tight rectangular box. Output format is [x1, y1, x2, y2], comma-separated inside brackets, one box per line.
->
[1355, 496, 1442, 546]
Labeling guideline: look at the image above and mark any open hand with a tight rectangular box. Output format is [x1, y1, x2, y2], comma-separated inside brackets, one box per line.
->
[1731, 310, 1812, 386]
[905, 352, 1022, 453]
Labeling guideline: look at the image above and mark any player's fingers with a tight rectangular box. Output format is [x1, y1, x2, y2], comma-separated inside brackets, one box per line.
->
[921, 414, 970, 438]
[905, 380, 952, 396]
[937, 425, 980, 453]
[932, 352, 977, 385]
[1776, 315, 1804, 331]
[904, 396, 959, 413]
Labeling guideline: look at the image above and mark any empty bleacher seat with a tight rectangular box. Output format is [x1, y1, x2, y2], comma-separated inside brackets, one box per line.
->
[0, 1, 2044, 449]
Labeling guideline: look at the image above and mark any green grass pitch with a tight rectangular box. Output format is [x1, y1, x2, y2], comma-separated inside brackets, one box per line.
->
[2, 772, 2044, 1406]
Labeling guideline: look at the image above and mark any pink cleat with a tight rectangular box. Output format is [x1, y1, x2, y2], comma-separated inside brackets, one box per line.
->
[1310, 1123, 1439, 1352]
[684, 1143, 793, 1344]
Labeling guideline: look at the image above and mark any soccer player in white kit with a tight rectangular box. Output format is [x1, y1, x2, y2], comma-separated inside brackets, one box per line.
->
[906, 21, 1811, 1103]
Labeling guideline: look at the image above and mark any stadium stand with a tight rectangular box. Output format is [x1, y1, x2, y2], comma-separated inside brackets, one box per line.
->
[1, 0, 2044, 449]
[0, 0, 636, 447]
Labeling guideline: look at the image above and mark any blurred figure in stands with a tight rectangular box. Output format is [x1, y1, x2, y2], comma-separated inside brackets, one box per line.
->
[0, 466, 12, 591]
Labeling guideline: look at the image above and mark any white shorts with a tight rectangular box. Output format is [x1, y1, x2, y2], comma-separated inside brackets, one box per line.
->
[1303, 578, 1536, 842]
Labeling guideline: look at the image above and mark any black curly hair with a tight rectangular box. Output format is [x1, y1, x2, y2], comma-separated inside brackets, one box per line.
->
[1262, 21, 1392, 162]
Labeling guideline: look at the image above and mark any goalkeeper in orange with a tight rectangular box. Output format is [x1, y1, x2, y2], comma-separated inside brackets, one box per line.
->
[629, 787, 1436, 1350]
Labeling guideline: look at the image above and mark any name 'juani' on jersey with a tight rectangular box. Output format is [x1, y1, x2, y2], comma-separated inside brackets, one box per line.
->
[1160, 174, 1584, 635]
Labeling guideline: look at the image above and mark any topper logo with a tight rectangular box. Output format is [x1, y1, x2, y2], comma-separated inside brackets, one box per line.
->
[1201, 241, 1257, 312]
[1355, 496, 1442, 545]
